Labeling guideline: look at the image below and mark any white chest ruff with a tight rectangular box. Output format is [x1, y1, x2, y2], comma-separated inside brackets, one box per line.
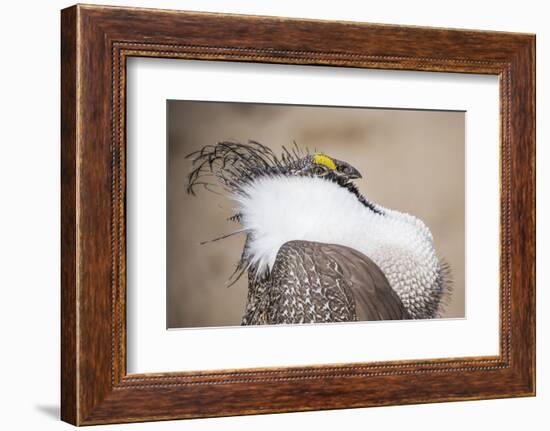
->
[234, 176, 441, 307]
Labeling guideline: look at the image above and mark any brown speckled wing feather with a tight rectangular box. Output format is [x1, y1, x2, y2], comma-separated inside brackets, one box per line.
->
[261, 240, 409, 324]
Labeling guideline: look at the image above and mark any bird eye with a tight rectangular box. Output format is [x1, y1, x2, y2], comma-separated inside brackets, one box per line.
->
[312, 165, 328, 176]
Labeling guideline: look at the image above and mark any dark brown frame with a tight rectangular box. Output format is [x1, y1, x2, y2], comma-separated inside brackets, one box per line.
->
[61, 4, 536, 426]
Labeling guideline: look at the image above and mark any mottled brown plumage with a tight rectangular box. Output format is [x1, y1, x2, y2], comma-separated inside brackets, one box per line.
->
[241, 240, 410, 325]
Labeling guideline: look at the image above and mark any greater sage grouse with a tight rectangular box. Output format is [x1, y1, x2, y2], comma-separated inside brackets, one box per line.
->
[187, 141, 451, 325]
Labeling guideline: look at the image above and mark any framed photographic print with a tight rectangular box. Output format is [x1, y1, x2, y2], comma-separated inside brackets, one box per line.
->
[61, 4, 535, 425]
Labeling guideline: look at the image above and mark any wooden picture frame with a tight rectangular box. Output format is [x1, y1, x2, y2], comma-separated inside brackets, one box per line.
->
[61, 4, 535, 425]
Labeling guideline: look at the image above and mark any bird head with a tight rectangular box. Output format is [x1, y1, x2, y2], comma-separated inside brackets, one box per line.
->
[292, 153, 362, 183]
[186, 141, 365, 197]
[186, 140, 379, 214]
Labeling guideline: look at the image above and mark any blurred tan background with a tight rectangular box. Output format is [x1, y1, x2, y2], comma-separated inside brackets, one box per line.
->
[167, 101, 465, 328]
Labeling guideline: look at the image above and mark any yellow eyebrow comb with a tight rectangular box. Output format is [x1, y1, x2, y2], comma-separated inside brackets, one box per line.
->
[313, 153, 337, 170]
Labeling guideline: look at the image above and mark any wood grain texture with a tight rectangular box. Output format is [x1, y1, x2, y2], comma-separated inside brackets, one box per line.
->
[60, 4, 535, 425]
[60, 6, 78, 425]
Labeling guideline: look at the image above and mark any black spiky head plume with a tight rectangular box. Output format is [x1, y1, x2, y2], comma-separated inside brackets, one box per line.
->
[186, 140, 364, 196]
[186, 140, 380, 215]
[187, 140, 305, 196]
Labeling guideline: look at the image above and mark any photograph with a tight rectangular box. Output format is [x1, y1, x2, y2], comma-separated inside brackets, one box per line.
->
[167, 101, 465, 328]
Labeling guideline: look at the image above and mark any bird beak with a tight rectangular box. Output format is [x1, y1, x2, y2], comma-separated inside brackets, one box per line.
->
[349, 167, 362, 180]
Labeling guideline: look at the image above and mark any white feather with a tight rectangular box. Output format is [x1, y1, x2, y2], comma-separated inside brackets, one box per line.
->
[233, 175, 441, 309]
